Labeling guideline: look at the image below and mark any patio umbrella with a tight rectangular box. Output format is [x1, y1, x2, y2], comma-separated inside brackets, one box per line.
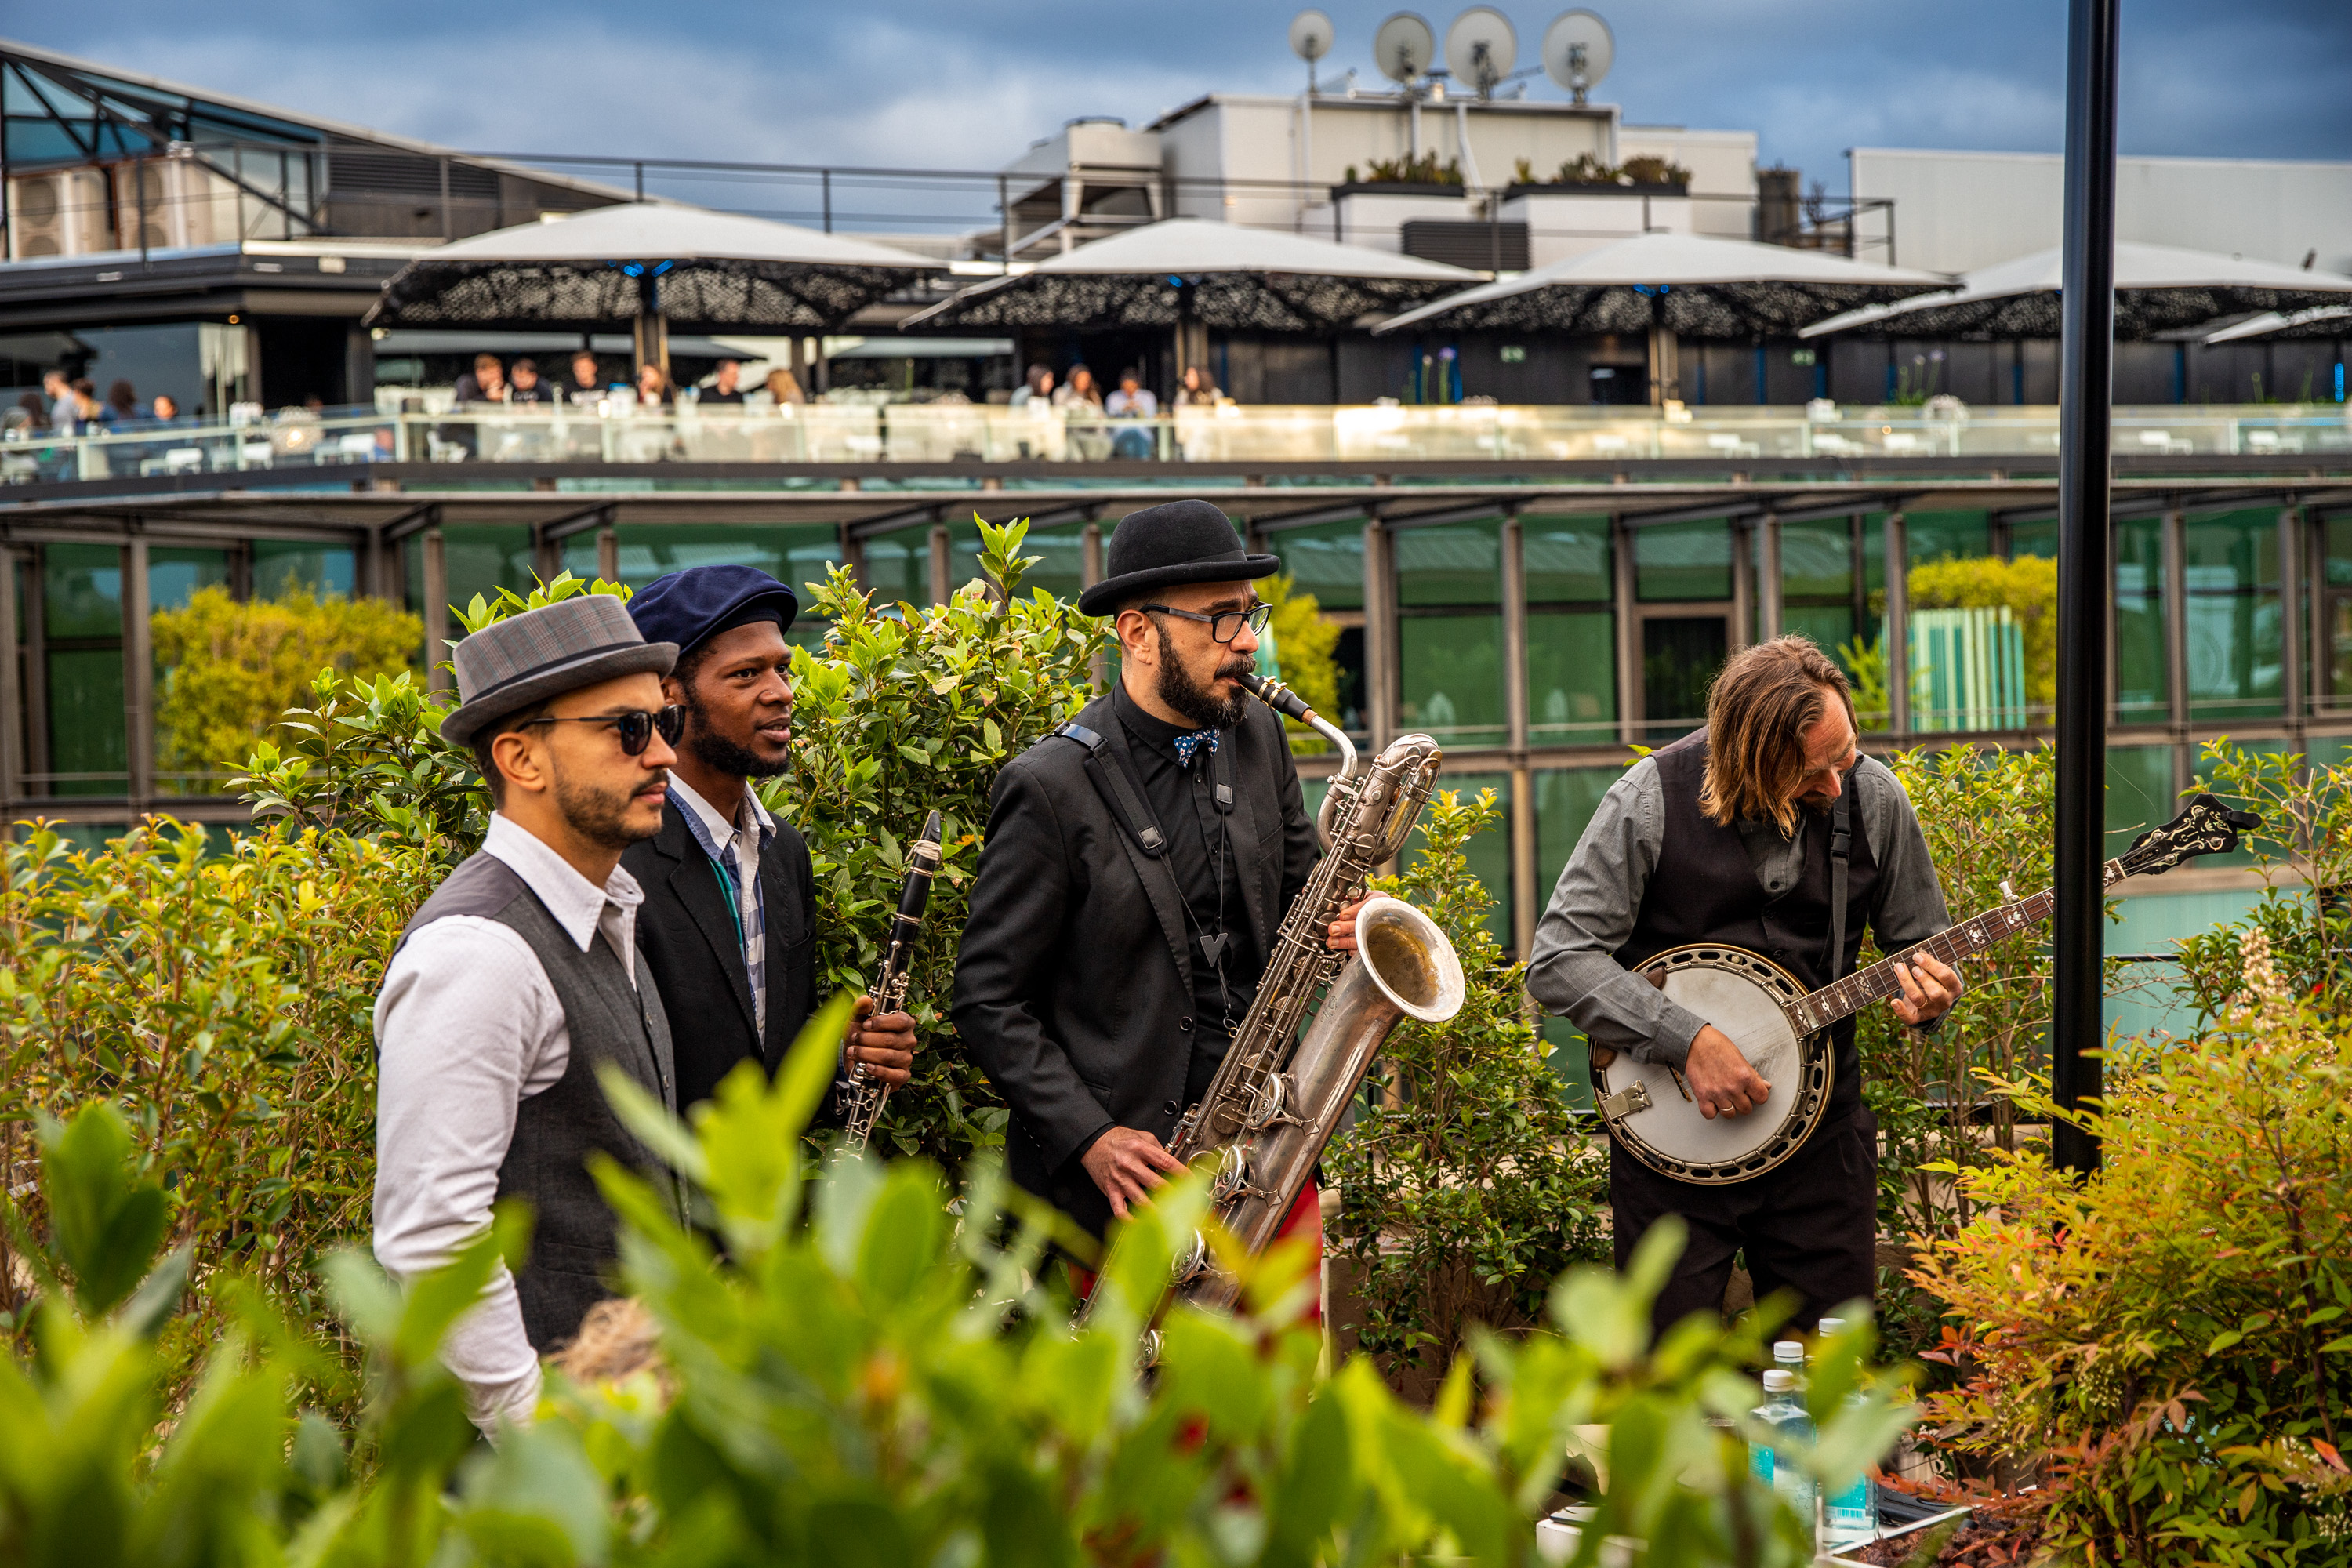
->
[1370, 231, 1955, 339]
[1799, 242, 2352, 341]
[897, 219, 1479, 336]
[2199, 303, 2352, 345]
[365, 202, 942, 370]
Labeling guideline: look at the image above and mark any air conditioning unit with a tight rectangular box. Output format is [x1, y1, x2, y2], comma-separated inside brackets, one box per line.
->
[118, 157, 241, 251]
[7, 168, 112, 259]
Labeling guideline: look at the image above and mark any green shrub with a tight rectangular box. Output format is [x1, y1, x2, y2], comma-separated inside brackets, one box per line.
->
[1330, 789, 1610, 1371]
[0, 1004, 1913, 1566]
[151, 586, 419, 790]
[1259, 572, 1343, 755]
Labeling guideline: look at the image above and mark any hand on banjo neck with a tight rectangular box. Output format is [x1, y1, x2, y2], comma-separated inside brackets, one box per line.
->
[1671, 947, 1961, 1120]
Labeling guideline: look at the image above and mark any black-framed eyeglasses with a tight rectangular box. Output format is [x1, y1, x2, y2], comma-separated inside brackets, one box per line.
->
[519, 704, 686, 757]
[1139, 602, 1272, 644]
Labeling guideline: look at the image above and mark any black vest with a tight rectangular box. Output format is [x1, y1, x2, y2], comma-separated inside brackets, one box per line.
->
[396, 851, 687, 1351]
[1617, 731, 1879, 1123]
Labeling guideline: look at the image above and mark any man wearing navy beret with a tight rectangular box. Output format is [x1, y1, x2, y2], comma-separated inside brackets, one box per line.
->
[623, 564, 918, 1120]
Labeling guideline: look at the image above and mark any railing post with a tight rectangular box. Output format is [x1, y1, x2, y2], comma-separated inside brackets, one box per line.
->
[1082, 521, 1106, 691]
[1613, 515, 1640, 747]
[1884, 510, 1911, 735]
[123, 539, 154, 808]
[2278, 506, 2303, 727]
[0, 548, 21, 811]
[1759, 510, 1784, 640]
[1363, 519, 1396, 750]
[1501, 511, 1537, 960]
[422, 527, 452, 695]
[1730, 517, 1755, 652]
[597, 525, 621, 586]
[927, 523, 951, 606]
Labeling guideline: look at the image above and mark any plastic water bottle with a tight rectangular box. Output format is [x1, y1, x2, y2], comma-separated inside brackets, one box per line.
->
[1773, 1339, 1807, 1387]
[1749, 1369, 1817, 1526]
[1816, 1316, 1876, 1543]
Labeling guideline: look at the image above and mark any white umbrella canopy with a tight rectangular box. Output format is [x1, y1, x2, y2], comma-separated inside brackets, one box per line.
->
[366, 202, 943, 331]
[901, 218, 1480, 332]
[2200, 303, 2352, 345]
[1800, 242, 2352, 341]
[1372, 231, 1955, 339]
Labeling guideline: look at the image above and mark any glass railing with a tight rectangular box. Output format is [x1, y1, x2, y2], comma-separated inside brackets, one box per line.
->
[5, 401, 2347, 484]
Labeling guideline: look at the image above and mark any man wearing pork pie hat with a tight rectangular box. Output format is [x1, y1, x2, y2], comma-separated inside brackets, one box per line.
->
[374, 593, 695, 1438]
[953, 499, 1367, 1284]
[619, 564, 917, 1126]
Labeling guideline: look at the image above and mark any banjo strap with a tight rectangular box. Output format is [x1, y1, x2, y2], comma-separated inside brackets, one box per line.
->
[1826, 776, 1853, 982]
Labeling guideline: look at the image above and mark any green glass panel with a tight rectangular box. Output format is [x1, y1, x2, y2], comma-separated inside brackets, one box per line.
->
[1534, 766, 1621, 896]
[1272, 521, 1367, 612]
[252, 542, 354, 599]
[1635, 520, 1731, 601]
[2105, 745, 2173, 851]
[1399, 614, 1504, 748]
[2012, 519, 2056, 561]
[44, 543, 122, 639]
[2190, 739, 2295, 867]
[1640, 615, 1727, 740]
[1523, 515, 1610, 604]
[1541, 1014, 1596, 1112]
[1779, 518, 1850, 599]
[2332, 596, 2352, 705]
[405, 526, 534, 620]
[1784, 606, 1856, 663]
[1904, 510, 1992, 565]
[1526, 610, 1617, 745]
[2114, 517, 2168, 723]
[1018, 526, 1087, 605]
[555, 524, 843, 601]
[858, 525, 931, 609]
[2183, 510, 2283, 721]
[1404, 768, 1511, 949]
[148, 548, 229, 613]
[2327, 517, 2351, 586]
[1396, 518, 1501, 608]
[46, 648, 127, 795]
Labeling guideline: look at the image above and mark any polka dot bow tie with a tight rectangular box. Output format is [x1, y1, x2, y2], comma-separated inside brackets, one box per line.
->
[1171, 729, 1220, 768]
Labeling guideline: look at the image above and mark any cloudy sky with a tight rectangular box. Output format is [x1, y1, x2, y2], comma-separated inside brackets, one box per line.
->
[12, 1, 2347, 231]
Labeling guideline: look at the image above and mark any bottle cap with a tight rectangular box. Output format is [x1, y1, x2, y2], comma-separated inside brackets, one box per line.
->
[1818, 1316, 1846, 1337]
[1762, 1369, 1796, 1392]
[1773, 1339, 1806, 1363]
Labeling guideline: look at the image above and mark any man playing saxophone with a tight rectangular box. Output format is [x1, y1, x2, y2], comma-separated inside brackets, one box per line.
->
[953, 501, 1364, 1261]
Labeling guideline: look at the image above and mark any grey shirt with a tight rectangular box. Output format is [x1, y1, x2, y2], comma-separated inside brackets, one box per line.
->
[1524, 754, 1954, 1071]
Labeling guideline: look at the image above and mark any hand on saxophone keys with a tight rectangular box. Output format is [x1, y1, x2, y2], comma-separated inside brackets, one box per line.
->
[842, 993, 920, 1087]
[1324, 895, 1371, 953]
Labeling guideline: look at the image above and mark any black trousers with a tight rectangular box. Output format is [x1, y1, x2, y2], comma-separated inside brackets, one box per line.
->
[1609, 1108, 1878, 1342]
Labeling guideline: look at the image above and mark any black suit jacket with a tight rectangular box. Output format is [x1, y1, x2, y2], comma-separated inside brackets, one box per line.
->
[951, 691, 1318, 1236]
[621, 798, 829, 1117]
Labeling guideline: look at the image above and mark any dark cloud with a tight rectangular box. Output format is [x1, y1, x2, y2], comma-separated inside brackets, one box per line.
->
[10, 0, 2345, 212]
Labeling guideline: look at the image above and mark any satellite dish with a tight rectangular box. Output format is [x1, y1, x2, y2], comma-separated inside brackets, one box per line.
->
[1444, 8, 1519, 98]
[1373, 12, 1437, 85]
[1290, 9, 1335, 62]
[1542, 9, 1615, 104]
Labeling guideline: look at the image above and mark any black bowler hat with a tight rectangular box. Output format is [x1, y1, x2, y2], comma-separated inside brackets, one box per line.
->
[627, 564, 800, 656]
[1076, 499, 1279, 617]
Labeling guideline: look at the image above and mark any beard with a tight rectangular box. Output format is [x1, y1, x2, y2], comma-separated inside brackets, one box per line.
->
[682, 685, 793, 779]
[1153, 623, 1254, 730]
[553, 762, 666, 851]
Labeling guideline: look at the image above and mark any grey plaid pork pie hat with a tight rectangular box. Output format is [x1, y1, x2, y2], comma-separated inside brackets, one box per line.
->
[441, 595, 677, 745]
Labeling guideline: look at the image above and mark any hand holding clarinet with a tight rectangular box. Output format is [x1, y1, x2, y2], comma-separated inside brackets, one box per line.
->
[839, 811, 944, 1152]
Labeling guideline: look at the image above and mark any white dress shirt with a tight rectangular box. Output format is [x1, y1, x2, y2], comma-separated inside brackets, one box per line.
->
[372, 812, 645, 1436]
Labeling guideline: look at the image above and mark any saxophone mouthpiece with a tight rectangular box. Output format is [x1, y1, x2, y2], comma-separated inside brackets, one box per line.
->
[1237, 670, 1316, 724]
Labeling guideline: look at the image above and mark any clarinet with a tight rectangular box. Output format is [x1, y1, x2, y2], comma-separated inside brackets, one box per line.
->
[839, 810, 944, 1153]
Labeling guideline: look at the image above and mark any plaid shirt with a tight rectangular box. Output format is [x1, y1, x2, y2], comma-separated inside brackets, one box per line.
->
[668, 776, 775, 1037]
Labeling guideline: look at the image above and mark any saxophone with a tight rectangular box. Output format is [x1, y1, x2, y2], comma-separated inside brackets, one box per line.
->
[838, 809, 944, 1154]
[1098, 673, 1466, 1327]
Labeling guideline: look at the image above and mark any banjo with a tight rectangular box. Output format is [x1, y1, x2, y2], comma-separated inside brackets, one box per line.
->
[1594, 793, 2259, 1184]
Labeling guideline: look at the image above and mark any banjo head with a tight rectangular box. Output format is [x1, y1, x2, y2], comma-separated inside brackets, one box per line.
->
[1592, 945, 1834, 1185]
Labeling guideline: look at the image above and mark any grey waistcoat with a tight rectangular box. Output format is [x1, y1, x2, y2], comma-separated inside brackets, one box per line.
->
[397, 850, 687, 1352]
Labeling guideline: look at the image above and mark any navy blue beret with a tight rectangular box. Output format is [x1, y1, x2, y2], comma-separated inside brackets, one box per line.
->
[626, 564, 800, 655]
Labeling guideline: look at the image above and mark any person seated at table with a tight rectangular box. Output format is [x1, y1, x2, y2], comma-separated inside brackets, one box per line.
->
[699, 360, 747, 406]
[102, 380, 143, 426]
[567, 350, 608, 405]
[762, 368, 807, 407]
[507, 358, 557, 405]
[1052, 365, 1103, 409]
[1105, 368, 1158, 419]
[635, 364, 675, 408]
[1010, 364, 1054, 408]
[150, 393, 182, 423]
[452, 354, 508, 405]
[1177, 365, 1222, 407]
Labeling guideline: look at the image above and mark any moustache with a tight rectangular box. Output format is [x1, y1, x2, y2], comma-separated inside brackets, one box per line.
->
[1216, 658, 1255, 681]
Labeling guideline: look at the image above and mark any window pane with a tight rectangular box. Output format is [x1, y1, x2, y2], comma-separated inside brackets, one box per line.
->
[1397, 518, 1501, 608]
[2328, 517, 2352, 587]
[1534, 765, 1621, 897]
[1526, 610, 1617, 744]
[1904, 509, 1992, 565]
[1523, 515, 1610, 604]
[148, 548, 229, 612]
[1404, 769, 1511, 949]
[858, 525, 931, 609]
[2190, 739, 2293, 867]
[2105, 745, 2173, 849]
[1017, 526, 1087, 604]
[252, 542, 355, 599]
[1784, 606, 1856, 662]
[557, 524, 843, 600]
[1778, 518, 1850, 599]
[46, 647, 126, 795]
[1273, 521, 1367, 612]
[2114, 517, 2168, 723]
[1399, 615, 1504, 748]
[45, 543, 122, 639]
[1635, 520, 1730, 601]
[406, 526, 533, 619]
[2183, 510, 2282, 721]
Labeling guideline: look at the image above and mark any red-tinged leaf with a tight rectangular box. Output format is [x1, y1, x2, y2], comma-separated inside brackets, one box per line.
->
[2316, 1439, 2349, 1474]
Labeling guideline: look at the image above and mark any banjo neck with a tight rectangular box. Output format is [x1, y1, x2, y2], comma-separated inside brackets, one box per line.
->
[1781, 855, 2128, 1036]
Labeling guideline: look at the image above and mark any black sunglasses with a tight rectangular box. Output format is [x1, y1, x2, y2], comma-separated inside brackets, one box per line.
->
[519, 704, 686, 757]
[1139, 602, 1272, 644]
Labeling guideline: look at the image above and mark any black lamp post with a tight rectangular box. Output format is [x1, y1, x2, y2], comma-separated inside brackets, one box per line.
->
[2053, 0, 2122, 1175]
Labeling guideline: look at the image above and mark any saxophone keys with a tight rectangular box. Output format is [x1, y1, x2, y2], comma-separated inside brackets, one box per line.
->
[1211, 1146, 1252, 1206]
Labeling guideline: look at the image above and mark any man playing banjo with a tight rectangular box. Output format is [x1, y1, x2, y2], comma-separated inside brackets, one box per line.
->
[1526, 635, 1962, 1337]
